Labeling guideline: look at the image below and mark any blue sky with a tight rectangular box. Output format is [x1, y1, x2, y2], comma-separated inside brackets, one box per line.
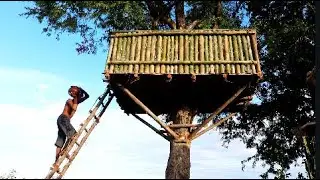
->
[0, 1, 303, 179]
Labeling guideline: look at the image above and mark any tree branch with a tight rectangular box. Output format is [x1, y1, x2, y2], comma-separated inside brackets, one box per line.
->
[145, 1, 176, 29]
[232, 1, 244, 19]
[187, 20, 201, 29]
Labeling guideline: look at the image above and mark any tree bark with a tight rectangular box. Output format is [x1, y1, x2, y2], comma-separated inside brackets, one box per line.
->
[175, 0, 186, 29]
[165, 107, 195, 179]
[213, 0, 222, 29]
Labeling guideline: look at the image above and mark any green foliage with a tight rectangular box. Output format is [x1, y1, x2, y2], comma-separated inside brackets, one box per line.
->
[21, 1, 242, 54]
[218, 1, 315, 178]
[0, 170, 17, 179]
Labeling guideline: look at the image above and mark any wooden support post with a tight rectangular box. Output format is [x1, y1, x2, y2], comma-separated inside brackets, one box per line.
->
[191, 113, 236, 141]
[190, 85, 247, 139]
[117, 84, 180, 139]
[131, 114, 170, 141]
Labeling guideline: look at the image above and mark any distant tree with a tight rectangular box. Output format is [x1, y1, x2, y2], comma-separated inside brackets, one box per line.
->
[218, 1, 315, 179]
[0, 170, 17, 179]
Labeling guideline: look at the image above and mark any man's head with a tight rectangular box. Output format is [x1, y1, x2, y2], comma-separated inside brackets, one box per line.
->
[68, 86, 79, 98]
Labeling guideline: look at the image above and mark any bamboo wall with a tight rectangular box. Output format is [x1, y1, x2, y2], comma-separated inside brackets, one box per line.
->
[105, 29, 261, 75]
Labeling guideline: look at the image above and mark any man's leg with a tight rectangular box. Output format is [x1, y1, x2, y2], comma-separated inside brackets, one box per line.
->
[58, 116, 77, 155]
[53, 129, 66, 168]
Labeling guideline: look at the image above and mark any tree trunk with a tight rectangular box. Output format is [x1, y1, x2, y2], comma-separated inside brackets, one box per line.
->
[165, 107, 195, 179]
[213, 0, 222, 29]
[175, 0, 186, 29]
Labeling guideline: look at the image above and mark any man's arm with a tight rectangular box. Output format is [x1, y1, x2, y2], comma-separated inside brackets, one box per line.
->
[77, 87, 90, 104]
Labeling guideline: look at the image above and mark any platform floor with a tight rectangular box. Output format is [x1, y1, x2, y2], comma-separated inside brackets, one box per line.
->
[108, 74, 259, 115]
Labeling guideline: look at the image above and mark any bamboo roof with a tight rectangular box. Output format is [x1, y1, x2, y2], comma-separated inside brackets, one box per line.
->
[105, 29, 261, 76]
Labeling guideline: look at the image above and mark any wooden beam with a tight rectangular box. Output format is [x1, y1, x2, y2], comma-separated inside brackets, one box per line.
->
[191, 113, 236, 141]
[168, 124, 199, 128]
[131, 114, 170, 141]
[117, 84, 179, 139]
[190, 85, 247, 139]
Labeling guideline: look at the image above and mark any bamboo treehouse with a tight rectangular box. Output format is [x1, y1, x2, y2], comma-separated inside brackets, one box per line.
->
[104, 29, 261, 116]
[102, 29, 262, 179]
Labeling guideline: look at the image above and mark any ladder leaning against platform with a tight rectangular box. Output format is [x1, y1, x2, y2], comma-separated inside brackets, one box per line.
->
[45, 86, 114, 179]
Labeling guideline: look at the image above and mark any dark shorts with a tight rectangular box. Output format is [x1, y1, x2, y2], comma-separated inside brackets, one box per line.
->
[55, 114, 77, 148]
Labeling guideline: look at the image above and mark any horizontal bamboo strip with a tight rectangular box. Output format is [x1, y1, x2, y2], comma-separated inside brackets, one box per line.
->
[110, 30, 256, 37]
[108, 61, 257, 65]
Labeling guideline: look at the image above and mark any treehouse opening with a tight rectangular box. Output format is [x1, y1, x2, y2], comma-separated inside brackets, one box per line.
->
[104, 29, 262, 115]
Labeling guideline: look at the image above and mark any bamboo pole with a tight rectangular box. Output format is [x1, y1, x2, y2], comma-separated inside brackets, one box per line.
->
[131, 114, 170, 141]
[190, 85, 247, 139]
[140, 36, 147, 73]
[106, 38, 114, 73]
[247, 35, 256, 74]
[108, 60, 257, 65]
[191, 113, 236, 141]
[229, 36, 235, 74]
[110, 30, 256, 37]
[118, 84, 179, 139]
[150, 35, 156, 74]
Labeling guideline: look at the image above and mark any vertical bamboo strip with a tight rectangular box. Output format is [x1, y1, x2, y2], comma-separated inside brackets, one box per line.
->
[106, 38, 114, 73]
[121, 37, 128, 73]
[140, 36, 147, 73]
[125, 37, 132, 73]
[135, 37, 143, 73]
[246, 35, 255, 74]
[174, 36, 179, 74]
[225, 35, 231, 74]
[251, 33, 262, 73]
[116, 38, 123, 73]
[170, 36, 174, 74]
[160, 36, 167, 74]
[199, 35, 205, 74]
[166, 36, 171, 74]
[204, 36, 210, 74]
[156, 35, 162, 74]
[233, 35, 240, 74]
[179, 35, 184, 74]
[195, 36, 199, 74]
[129, 36, 137, 73]
[237, 35, 245, 74]
[189, 36, 194, 74]
[145, 36, 152, 73]
[242, 35, 250, 73]
[184, 35, 189, 74]
[133, 36, 140, 74]
[218, 35, 225, 73]
[229, 36, 235, 74]
[150, 35, 157, 74]
[214, 36, 219, 73]
[112, 37, 118, 73]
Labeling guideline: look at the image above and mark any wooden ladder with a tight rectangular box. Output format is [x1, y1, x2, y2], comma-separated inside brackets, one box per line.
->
[45, 87, 114, 179]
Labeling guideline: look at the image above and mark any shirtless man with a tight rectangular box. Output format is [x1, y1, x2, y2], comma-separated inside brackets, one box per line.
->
[53, 86, 89, 167]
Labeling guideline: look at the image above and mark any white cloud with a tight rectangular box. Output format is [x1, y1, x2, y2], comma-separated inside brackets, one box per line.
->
[0, 67, 305, 179]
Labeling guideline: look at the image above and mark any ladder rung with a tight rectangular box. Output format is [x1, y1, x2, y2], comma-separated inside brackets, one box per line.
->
[75, 142, 80, 146]
[84, 128, 89, 133]
[89, 110, 93, 113]
[94, 115, 100, 121]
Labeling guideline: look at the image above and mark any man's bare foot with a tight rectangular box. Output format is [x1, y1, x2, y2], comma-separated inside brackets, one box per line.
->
[50, 163, 59, 170]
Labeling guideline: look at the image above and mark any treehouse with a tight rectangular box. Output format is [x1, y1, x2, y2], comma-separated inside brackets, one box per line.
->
[104, 29, 262, 116]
